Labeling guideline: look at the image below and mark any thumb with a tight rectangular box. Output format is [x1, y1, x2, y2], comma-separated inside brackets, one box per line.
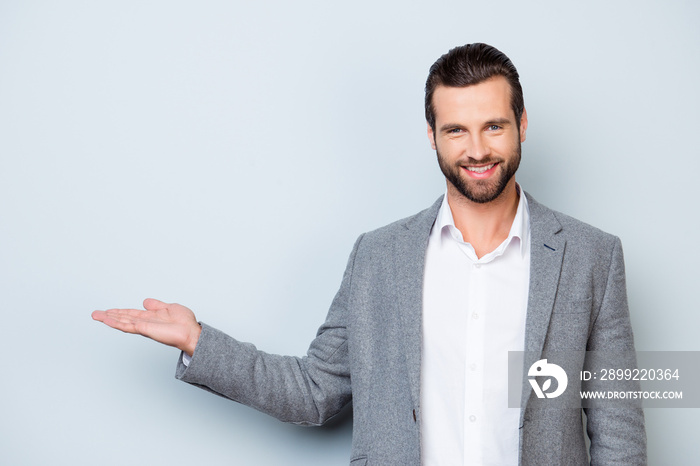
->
[143, 298, 168, 310]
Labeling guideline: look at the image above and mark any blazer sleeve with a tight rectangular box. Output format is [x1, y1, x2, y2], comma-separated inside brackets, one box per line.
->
[174, 234, 365, 426]
[584, 238, 647, 464]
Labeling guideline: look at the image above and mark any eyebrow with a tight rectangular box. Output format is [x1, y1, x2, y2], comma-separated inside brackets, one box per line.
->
[485, 118, 512, 127]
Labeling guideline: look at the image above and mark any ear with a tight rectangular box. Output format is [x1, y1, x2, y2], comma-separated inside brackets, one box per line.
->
[427, 122, 437, 150]
[519, 108, 528, 143]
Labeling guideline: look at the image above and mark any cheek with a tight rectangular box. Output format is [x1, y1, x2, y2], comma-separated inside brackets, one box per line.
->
[437, 144, 462, 163]
[493, 137, 520, 156]
[439, 137, 467, 154]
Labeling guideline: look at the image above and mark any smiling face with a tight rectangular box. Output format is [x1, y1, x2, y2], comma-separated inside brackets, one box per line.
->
[428, 76, 528, 205]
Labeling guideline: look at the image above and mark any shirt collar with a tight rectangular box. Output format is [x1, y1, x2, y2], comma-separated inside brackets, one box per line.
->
[433, 183, 531, 260]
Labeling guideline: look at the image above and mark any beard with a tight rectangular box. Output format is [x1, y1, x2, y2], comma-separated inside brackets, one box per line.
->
[436, 141, 521, 204]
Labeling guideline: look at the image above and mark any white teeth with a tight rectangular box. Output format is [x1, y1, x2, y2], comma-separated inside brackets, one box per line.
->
[466, 163, 495, 173]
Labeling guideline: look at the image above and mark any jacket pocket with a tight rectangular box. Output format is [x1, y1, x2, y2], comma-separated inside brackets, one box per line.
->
[349, 456, 367, 465]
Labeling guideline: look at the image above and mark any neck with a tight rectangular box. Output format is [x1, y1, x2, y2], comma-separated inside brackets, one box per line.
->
[446, 180, 520, 258]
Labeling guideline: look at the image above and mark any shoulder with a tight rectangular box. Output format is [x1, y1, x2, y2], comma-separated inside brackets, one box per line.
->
[356, 196, 443, 248]
[526, 192, 619, 244]
[525, 192, 622, 269]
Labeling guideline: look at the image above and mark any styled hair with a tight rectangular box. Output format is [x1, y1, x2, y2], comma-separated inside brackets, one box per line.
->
[425, 43, 524, 131]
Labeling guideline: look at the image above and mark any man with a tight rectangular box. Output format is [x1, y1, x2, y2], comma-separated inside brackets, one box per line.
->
[92, 43, 646, 465]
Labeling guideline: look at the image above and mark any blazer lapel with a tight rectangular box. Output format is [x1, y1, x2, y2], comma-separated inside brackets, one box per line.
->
[520, 192, 565, 413]
[394, 196, 443, 409]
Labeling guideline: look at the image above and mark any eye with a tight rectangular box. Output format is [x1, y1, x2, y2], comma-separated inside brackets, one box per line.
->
[487, 125, 501, 131]
[448, 128, 463, 134]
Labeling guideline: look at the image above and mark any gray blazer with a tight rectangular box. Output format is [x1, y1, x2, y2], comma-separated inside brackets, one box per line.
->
[176, 193, 646, 465]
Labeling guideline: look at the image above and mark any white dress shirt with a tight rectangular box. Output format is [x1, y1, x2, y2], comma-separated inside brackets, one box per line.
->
[421, 188, 530, 466]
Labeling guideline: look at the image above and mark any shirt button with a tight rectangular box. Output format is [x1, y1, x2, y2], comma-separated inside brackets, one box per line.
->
[474, 263, 481, 269]
[472, 312, 479, 320]
[470, 363, 477, 371]
[469, 415, 477, 422]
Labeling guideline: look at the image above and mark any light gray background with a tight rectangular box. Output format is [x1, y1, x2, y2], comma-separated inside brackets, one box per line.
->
[1, 1, 697, 464]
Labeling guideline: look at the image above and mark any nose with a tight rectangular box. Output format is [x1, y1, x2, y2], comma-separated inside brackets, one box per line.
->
[468, 133, 491, 161]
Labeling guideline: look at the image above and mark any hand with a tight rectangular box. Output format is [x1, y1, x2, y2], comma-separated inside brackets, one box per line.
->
[92, 298, 202, 356]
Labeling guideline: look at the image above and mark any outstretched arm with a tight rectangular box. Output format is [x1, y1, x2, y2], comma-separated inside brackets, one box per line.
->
[92, 298, 202, 356]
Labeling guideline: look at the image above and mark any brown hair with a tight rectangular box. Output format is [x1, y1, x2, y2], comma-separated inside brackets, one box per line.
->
[425, 43, 524, 131]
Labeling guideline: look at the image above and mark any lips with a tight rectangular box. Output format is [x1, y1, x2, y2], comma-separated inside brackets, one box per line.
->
[462, 162, 499, 178]
[465, 163, 496, 174]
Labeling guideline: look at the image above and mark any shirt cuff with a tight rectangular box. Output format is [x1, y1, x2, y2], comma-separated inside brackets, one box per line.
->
[182, 351, 192, 367]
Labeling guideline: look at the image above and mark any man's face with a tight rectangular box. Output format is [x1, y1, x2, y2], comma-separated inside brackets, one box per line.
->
[427, 76, 528, 204]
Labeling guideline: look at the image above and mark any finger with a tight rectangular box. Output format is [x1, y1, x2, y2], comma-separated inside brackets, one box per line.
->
[95, 308, 155, 328]
[100, 308, 163, 333]
[94, 307, 150, 316]
[95, 313, 142, 334]
[92, 309, 146, 321]
[143, 298, 168, 311]
[102, 308, 152, 319]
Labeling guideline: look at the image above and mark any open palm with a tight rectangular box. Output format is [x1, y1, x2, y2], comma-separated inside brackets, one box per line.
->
[92, 298, 201, 356]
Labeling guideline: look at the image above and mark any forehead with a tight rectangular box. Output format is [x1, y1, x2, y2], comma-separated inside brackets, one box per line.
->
[432, 76, 514, 124]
